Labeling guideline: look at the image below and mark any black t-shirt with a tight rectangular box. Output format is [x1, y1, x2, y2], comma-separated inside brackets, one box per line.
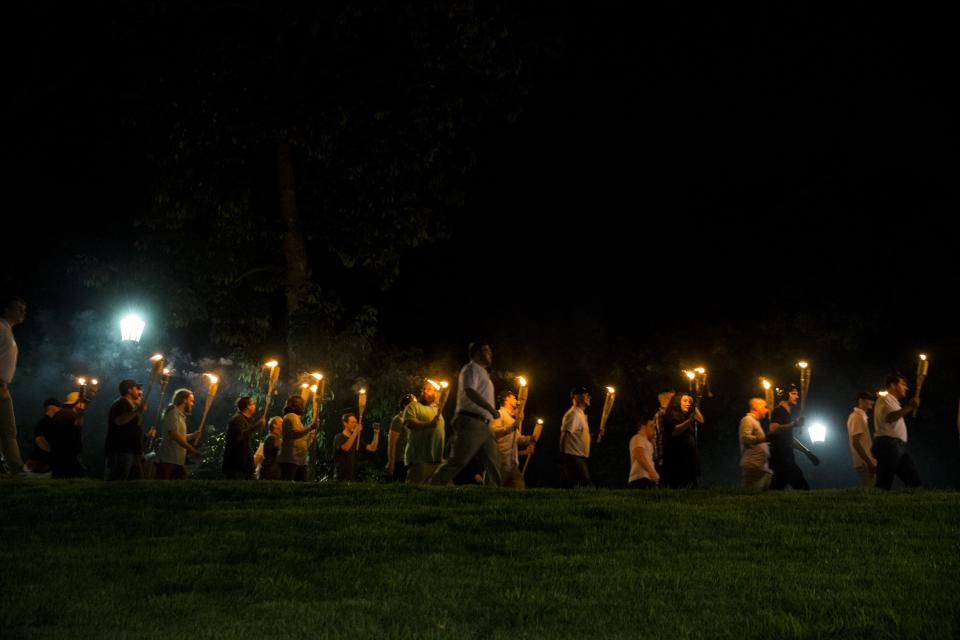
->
[768, 405, 796, 466]
[31, 415, 55, 463]
[333, 432, 360, 481]
[222, 413, 255, 476]
[105, 397, 143, 455]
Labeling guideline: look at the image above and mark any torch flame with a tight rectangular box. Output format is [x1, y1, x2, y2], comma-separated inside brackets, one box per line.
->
[77, 377, 86, 386]
[359, 388, 367, 395]
[310, 384, 318, 393]
[920, 354, 927, 361]
[878, 390, 889, 397]
[606, 386, 616, 394]
[91, 379, 99, 386]
[427, 379, 441, 391]
[264, 360, 279, 369]
[761, 379, 771, 390]
[797, 361, 809, 369]
[300, 383, 309, 389]
[518, 376, 527, 387]
[694, 367, 705, 374]
[440, 381, 449, 389]
[684, 370, 695, 380]
[311, 372, 323, 381]
[150, 353, 164, 361]
[537, 418, 544, 424]
[162, 368, 171, 375]
[204, 373, 219, 384]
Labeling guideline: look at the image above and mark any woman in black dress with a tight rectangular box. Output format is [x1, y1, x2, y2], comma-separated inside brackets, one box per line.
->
[662, 392, 704, 488]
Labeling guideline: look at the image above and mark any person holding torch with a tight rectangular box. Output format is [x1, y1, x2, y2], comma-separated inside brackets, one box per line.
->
[222, 396, 267, 480]
[155, 389, 202, 480]
[104, 379, 149, 480]
[402, 381, 445, 484]
[428, 341, 502, 487]
[768, 385, 818, 490]
[872, 372, 921, 489]
[490, 390, 537, 489]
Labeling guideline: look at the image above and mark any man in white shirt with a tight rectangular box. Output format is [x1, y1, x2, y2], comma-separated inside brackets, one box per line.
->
[873, 373, 921, 489]
[628, 416, 659, 489]
[428, 341, 502, 486]
[560, 385, 592, 487]
[489, 390, 536, 489]
[739, 398, 771, 491]
[0, 296, 27, 476]
[847, 391, 877, 487]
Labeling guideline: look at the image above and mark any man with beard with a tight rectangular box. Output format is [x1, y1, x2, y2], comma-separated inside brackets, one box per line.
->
[156, 389, 202, 480]
[403, 382, 445, 484]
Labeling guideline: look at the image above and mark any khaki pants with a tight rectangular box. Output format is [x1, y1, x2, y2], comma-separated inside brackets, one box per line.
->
[497, 466, 525, 489]
[854, 466, 876, 488]
[406, 463, 440, 484]
[0, 384, 24, 474]
[740, 465, 771, 492]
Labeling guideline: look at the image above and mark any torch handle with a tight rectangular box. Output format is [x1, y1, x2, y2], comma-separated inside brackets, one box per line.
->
[912, 374, 926, 417]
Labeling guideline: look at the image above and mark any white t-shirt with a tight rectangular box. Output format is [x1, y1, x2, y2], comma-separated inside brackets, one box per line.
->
[847, 407, 875, 467]
[0, 319, 17, 384]
[455, 360, 495, 418]
[874, 393, 908, 443]
[561, 406, 590, 458]
[628, 433, 655, 482]
[490, 407, 519, 470]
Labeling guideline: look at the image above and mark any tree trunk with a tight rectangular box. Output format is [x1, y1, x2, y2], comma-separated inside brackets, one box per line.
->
[276, 134, 310, 377]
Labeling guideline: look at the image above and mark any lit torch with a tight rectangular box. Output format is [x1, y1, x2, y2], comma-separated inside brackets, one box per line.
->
[598, 386, 616, 443]
[516, 376, 529, 436]
[797, 361, 811, 412]
[914, 353, 929, 417]
[299, 382, 310, 402]
[143, 353, 164, 405]
[437, 380, 451, 414]
[310, 372, 324, 426]
[261, 360, 280, 421]
[521, 418, 545, 478]
[761, 378, 774, 414]
[197, 373, 219, 437]
[358, 388, 367, 424]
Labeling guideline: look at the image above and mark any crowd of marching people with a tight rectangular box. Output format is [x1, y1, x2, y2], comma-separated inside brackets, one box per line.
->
[2, 296, 925, 489]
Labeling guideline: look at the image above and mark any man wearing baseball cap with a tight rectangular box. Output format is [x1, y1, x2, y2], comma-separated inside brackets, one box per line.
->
[105, 379, 148, 480]
[49, 391, 87, 478]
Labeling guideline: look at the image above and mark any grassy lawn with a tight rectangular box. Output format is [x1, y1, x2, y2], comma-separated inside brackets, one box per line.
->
[1, 482, 958, 639]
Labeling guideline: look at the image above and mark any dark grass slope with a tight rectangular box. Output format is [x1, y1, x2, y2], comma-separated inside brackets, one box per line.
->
[2, 483, 958, 639]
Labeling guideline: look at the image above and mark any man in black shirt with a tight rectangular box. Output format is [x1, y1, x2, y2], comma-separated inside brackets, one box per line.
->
[105, 380, 148, 480]
[768, 384, 819, 490]
[50, 392, 87, 478]
[26, 398, 60, 474]
[333, 413, 380, 481]
[222, 396, 266, 479]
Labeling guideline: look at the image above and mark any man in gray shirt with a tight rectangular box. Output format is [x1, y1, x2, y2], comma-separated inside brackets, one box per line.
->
[156, 389, 201, 480]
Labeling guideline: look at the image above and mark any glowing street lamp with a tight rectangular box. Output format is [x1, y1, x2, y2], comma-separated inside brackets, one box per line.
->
[809, 421, 827, 443]
[120, 314, 145, 342]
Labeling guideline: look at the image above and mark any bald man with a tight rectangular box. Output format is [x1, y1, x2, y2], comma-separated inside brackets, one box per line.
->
[739, 398, 771, 491]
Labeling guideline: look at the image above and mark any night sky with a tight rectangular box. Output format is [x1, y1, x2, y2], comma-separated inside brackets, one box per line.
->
[5, 3, 958, 486]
